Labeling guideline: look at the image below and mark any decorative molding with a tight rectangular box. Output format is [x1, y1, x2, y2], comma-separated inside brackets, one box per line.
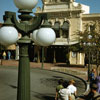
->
[42, 0, 75, 4]
[49, 12, 81, 18]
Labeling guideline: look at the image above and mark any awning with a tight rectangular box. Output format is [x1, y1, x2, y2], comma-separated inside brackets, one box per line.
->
[61, 21, 69, 31]
[6, 44, 16, 50]
[52, 22, 60, 31]
[52, 38, 79, 46]
[52, 41, 79, 45]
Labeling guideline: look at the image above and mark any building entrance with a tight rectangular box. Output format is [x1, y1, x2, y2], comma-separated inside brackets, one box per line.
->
[55, 47, 67, 63]
[46, 46, 68, 63]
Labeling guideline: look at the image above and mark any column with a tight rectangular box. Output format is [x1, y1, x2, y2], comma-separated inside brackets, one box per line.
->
[53, 48, 56, 63]
[15, 45, 19, 60]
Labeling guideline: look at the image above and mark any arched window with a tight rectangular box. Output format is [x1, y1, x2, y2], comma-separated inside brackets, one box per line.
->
[61, 21, 69, 38]
[52, 21, 60, 38]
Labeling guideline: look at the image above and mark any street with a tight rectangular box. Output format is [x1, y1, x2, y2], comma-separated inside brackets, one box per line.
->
[0, 66, 86, 100]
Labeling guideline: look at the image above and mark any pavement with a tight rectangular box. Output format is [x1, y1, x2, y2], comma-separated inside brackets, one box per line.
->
[0, 66, 86, 100]
[0, 59, 88, 100]
[0, 59, 88, 80]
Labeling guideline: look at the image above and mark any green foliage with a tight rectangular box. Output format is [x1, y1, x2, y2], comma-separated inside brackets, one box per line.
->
[69, 43, 83, 52]
[77, 22, 100, 65]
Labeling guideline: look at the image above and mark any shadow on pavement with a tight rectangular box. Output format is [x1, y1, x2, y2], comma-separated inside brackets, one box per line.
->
[8, 84, 17, 89]
[31, 91, 54, 100]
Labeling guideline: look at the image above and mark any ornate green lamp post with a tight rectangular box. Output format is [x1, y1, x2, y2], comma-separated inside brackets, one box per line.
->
[0, 0, 56, 100]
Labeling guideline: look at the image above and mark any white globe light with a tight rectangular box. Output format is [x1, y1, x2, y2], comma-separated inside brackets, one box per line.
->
[32, 30, 40, 45]
[36, 28, 56, 46]
[14, 0, 38, 10]
[0, 26, 18, 46]
[88, 34, 92, 39]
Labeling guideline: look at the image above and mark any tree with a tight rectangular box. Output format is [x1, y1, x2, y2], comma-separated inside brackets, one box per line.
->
[78, 22, 100, 75]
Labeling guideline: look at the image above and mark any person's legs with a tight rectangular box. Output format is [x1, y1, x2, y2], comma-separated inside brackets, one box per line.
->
[3, 56, 6, 59]
[71, 95, 75, 100]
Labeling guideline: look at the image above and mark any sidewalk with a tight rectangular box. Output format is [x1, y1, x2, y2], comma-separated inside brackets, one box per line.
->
[0, 59, 88, 80]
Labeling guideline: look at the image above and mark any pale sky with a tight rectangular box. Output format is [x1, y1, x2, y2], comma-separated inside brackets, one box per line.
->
[0, 0, 100, 23]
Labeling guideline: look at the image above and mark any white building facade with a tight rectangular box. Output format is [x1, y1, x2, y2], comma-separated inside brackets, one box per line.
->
[30, 0, 100, 66]
[3, 0, 100, 66]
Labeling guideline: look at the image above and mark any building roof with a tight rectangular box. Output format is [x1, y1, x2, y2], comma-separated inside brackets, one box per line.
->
[82, 13, 100, 18]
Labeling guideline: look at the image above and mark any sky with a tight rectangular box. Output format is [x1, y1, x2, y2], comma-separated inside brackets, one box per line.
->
[0, 0, 100, 23]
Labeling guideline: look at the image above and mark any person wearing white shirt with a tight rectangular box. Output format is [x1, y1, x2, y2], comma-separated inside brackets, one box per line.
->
[59, 81, 72, 100]
[67, 80, 77, 100]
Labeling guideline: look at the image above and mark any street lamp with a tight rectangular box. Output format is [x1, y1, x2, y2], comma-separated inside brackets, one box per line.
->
[83, 34, 92, 82]
[83, 42, 91, 82]
[0, 0, 56, 100]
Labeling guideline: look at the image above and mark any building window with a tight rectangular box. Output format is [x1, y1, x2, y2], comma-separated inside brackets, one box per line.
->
[52, 21, 60, 38]
[62, 30, 69, 38]
[72, 52, 76, 58]
[61, 21, 69, 38]
[55, 30, 60, 38]
[89, 25, 95, 31]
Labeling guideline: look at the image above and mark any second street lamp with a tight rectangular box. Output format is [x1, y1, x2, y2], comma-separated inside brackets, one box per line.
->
[0, 0, 56, 100]
[83, 34, 92, 82]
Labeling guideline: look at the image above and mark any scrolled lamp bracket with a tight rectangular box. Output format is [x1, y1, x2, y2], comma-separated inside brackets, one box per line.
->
[3, 11, 51, 31]
[3, 12, 50, 36]
[3, 11, 15, 26]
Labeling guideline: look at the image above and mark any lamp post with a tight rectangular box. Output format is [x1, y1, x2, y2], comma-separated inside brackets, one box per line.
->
[88, 46, 91, 82]
[83, 42, 91, 81]
[83, 34, 92, 82]
[0, 0, 56, 100]
[41, 46, 44, 69]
